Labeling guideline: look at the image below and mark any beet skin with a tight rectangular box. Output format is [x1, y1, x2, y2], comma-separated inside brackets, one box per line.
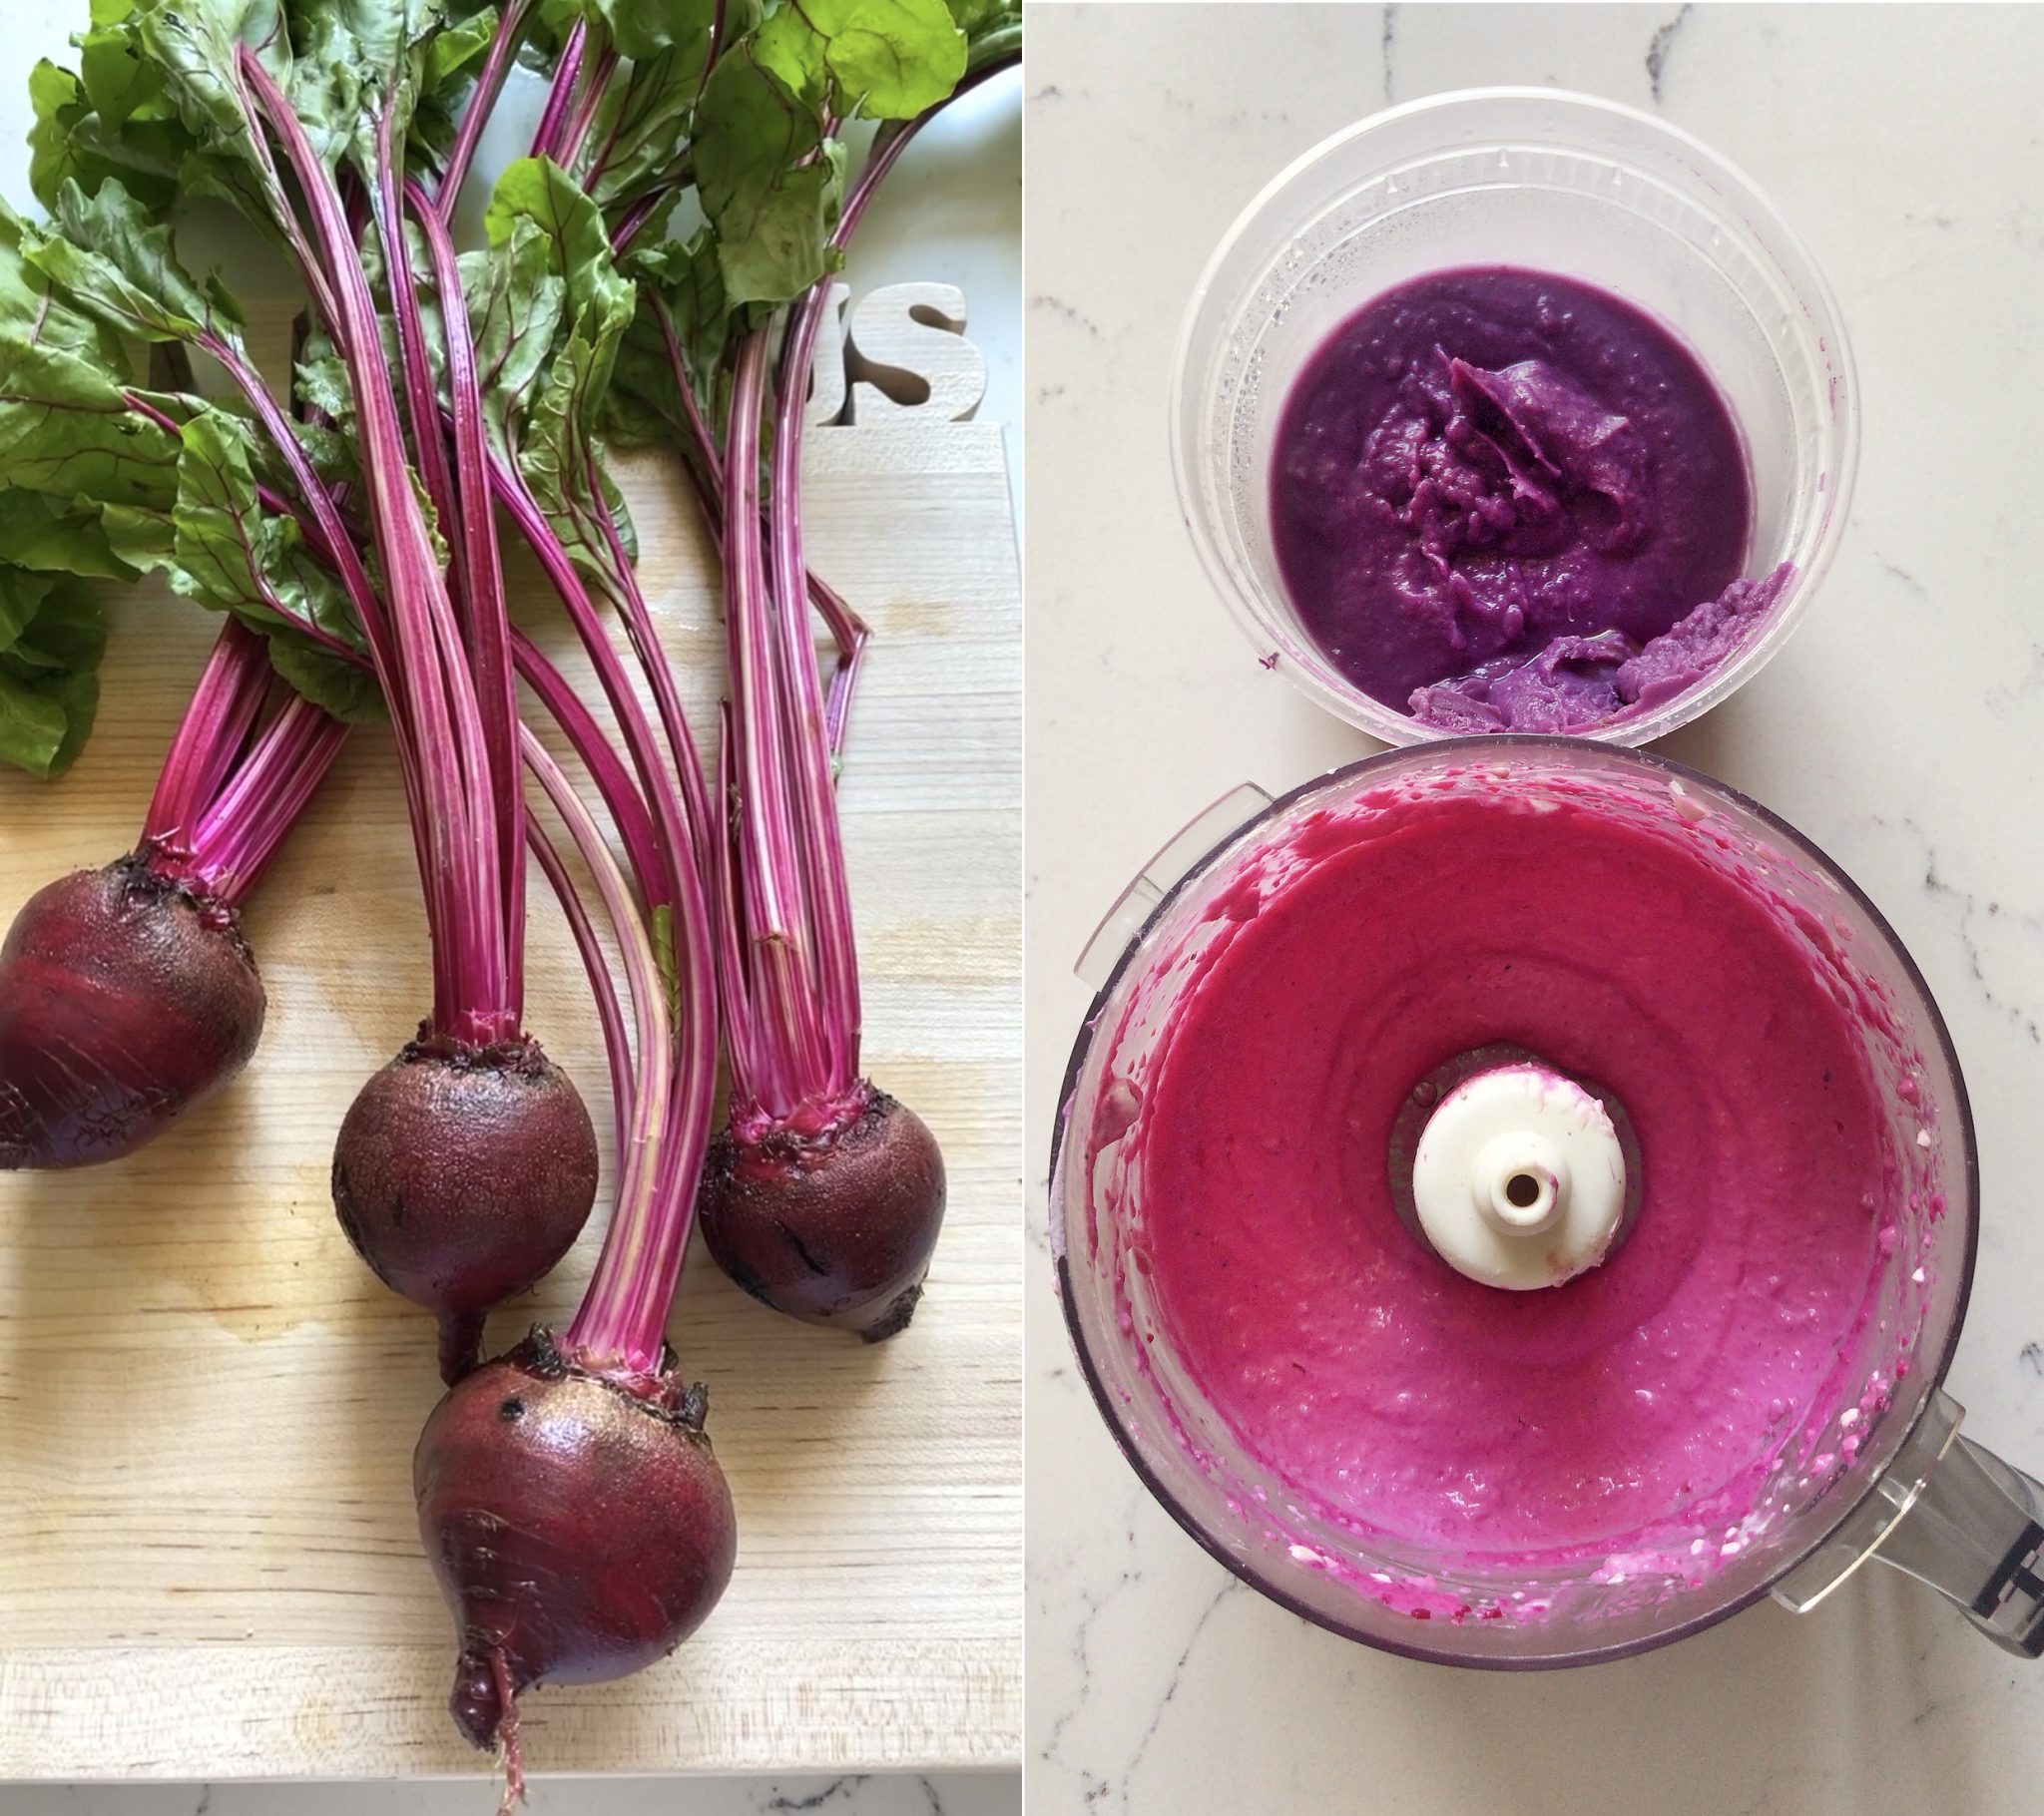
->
[698, 1085, 945, 1340]
[414, 1328, 738, 1750]
[0, 857, 264, 1170]
[332, 1040, 599, 1382]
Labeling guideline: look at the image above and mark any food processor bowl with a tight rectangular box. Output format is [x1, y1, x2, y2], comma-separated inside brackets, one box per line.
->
[1051, 740, 2044, 1665]
[1170, 88, 1858, 746]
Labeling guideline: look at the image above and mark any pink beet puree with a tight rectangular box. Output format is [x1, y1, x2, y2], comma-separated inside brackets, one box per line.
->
[1139, 786, 1891, 1557]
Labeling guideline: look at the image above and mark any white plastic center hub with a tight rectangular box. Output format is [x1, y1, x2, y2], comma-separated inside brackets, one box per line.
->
[1409, 1064, 1626, 1290]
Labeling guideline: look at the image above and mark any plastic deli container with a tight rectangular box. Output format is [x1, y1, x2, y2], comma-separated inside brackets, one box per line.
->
[1170, 88, 1859, 745]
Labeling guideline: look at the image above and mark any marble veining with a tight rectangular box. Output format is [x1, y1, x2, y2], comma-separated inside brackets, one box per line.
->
[1025, 5, 2044, 1813]
[1646, 4, 1693, 105]
[1893, 813, 2044, 1046]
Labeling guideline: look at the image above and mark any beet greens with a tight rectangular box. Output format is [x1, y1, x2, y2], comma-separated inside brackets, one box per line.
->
[15, 2, 615, 1375]
[611, 4, 1020, 1336]
[6, 4, 740, 1764]
[1, 0, 1018, 1789]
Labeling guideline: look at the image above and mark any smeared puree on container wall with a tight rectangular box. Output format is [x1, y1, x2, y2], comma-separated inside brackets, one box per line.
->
[1271, 267, 1789, 731]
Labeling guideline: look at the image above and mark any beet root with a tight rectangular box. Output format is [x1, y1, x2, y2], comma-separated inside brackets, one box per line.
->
[332, 1040, 599, 1382]
[0, 857, 264, 1170]
[698, 1085, 946, 1340]
[414, 1328, 738, 1751]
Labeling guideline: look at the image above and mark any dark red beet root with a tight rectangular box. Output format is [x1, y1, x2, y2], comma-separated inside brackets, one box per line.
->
[0, 857, 264, 1170]
[414, 1328, 738, 1750]
[332, 1041, 598, 1382]
[698, 1085, 945, 1340]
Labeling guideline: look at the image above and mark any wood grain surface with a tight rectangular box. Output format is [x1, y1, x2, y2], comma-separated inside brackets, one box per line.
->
[0, 300, 1021, 1779]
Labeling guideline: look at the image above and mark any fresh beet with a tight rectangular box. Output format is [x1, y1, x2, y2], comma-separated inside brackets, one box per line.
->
[699, 1086, 945, 1340]
[208, 52, 601, 1386]
[402, 712, 734, 1777]
[414, 1328, 737, 1752]
[697, 97, 999, 1344]
[332, 1040, 598, 1382]
[0, 618, 346, 1174]
[0, 856, 264, 1170]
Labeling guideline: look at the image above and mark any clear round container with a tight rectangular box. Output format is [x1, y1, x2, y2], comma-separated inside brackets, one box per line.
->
[1170, 88, 1860, 746]
[1052, 741, 2044, 1667]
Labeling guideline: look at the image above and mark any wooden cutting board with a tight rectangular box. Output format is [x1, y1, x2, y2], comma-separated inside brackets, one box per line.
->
[0, 286, 1021, 1779]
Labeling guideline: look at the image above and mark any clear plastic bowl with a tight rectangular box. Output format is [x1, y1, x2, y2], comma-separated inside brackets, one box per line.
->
[1169, 88, 1860, 746]
[1052, 741, 1999, 1666]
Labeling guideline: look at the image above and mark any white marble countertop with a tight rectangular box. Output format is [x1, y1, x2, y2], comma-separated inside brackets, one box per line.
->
[0, 3, 1018, 1810]
[1025, 5, 2044, 1812]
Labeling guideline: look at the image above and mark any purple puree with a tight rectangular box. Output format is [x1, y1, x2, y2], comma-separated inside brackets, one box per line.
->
[1270, 267, 1789, 732]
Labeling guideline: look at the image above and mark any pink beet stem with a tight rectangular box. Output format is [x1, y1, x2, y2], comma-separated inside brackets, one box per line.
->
[141, 621, 349, 909]
[679, 66, 1017, 1132]
[721, 329, 831, 1119]
[529, 725, 718, 1373]
[408, 183, 528, 1018]
[527, 818, 633, 1158]
[242, 47, 518, 1048]
[488, 456, 699, 921]
[182, 696, 350, 906]
[650, 295, 870, 766]
[437, 0, 539, 218]
[579, 446, 719, 885]
[143, 619, 272, 849]
[557, 43, 621, 170]
[528, 19, 588, 164]
[511, 634, 671, 913]
[610, 182, 676, 253]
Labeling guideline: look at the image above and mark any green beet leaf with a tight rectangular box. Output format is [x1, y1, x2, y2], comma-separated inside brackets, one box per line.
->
[0, 570, 105, 778]
[694, 45, 838, 306]
[482, 157, 639, 588]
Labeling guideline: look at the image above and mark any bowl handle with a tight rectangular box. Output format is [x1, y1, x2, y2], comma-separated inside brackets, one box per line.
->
[1772, 1388, 2044, 1657]
[1074, 783, 1274, 991]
